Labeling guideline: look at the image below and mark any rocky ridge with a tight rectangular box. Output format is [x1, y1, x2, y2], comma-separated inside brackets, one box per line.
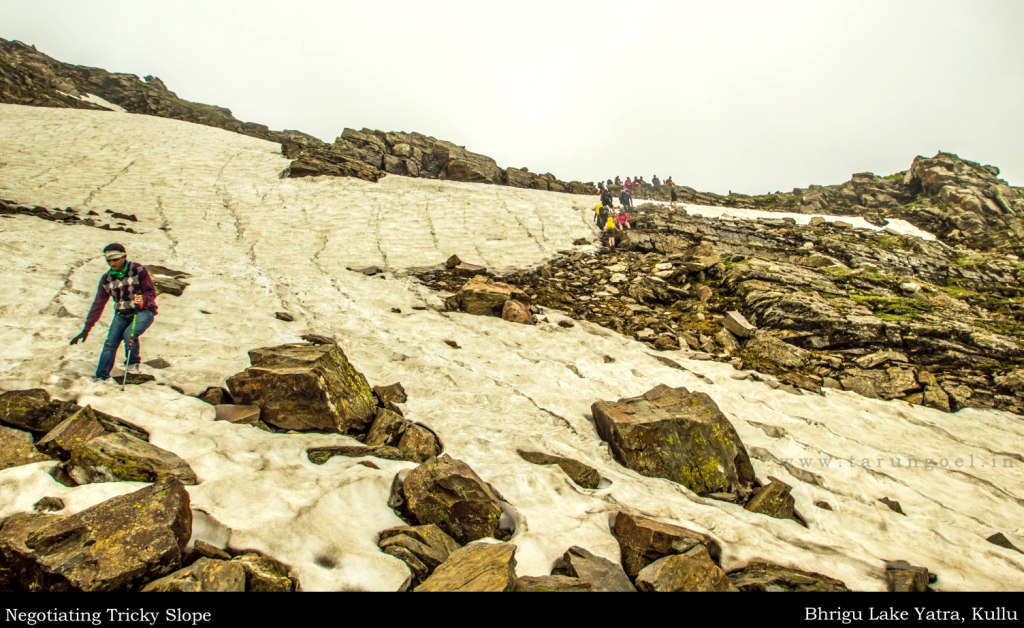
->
[624, 153, 1024, 257]
[418, 201, 1024, 414]
[0, 38, 591, 193]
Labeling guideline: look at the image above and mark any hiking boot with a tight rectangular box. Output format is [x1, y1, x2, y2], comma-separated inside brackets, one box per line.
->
[91, 377, 110, 383]
[127, 363, 140, 374]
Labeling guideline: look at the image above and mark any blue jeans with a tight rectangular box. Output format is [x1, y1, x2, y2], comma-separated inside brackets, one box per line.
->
[96, 310, 154, 379]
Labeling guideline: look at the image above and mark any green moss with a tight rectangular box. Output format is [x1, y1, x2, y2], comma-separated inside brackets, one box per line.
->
[850, 294, 933, 320]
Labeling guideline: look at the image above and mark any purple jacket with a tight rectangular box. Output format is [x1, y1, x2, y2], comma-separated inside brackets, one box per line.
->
[84, 261, 158, 331]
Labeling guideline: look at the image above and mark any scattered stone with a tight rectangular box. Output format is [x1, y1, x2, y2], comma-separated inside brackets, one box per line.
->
[986, 533, 1022, 554]
[635, 547, 737, 592]
[299, 334, 336, 345]
[399, 454, 509, 544]
[197, 387, 233, 406]
[745, 477, 796, 520]
[144, 358, 172, 369]
[885, 560, 930, 592]
[226, 343, 377, 433]
[0, 477, 191, 591]
[453, 263, 487, 277]
[552, 546, 635, 592]
[517, 450, 601, 489]
[727, 562, 850, 592]
[355, 266, 382, 276]
[68, 432, 198, 485]
[365, 409, 442, 462]
[32, 497, 65, 513]
[444, 340, 460, 349]
[557, 319, 575, 328]
[815, 500, 834, 511]
[501, 299, 534, 325]
[722, 310, 757, 338]
[275, 312, 295, 322]
[141, 557, 247, 592]
[514, 575, 599, 592]
[414, 542, 517, 592]
[307, 445, 409, 463]
[192, 540, 233, 561]
[233, 553, 295, 592]
[879, 497, 905, 515]
[611, 511, 721, 577]
[0, 425, 53, 469]
[373, 383, 408, 406]
[696, 285, 713, 302]
[591, 385, 756, 498]
[213, 404, 265, 428]
[378, 524, 461, 586]
[153, 276, 187, 297]
[446, 275, 531, 317]
[445, 254, 462, 269]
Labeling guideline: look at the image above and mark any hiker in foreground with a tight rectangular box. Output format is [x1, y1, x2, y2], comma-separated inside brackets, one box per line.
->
[69, 243, 158, 382]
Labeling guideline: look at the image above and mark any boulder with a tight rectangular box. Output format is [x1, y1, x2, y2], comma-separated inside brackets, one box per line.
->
[0, 477, 191, 591]
[552, 546, 635, 592]
[365, 409, 442, 463]
[399, 455, 508, 544]
[0, 389, 73, 433]
[745, 477, 796, 519]
[447, 275, 532, 317]
[517, 450, 601, 489]
[68, 432, 198, 485]
[414, 542, 517, 592]
[0, 425, 52, 469]
[611, 511, 721, 577]
[591, 385, 756, 497]
[226, 343, 377, 433]
[378, 524, 461, 586]
[635, 547, 737, 592]
[34, 406, 107, 459]
[727, 562, 850, 592]
[141, 557, 247, 592]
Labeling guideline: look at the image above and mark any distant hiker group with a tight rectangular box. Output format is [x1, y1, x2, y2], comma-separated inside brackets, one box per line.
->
[592, 173, 680, 248]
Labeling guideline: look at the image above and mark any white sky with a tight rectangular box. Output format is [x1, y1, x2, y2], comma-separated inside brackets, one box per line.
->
[2, 1, 1022, 194]
[0, 105, 1022, 590]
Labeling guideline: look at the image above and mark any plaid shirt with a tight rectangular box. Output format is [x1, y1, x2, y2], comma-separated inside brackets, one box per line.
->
[84, 261, 158, 331]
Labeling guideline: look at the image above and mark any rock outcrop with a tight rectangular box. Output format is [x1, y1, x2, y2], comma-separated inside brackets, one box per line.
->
[0, 38, 593, 193]
[418, 198, 1024, 415]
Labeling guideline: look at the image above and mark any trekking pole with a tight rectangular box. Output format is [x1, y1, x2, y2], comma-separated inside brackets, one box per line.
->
[121, 312, 138, 391]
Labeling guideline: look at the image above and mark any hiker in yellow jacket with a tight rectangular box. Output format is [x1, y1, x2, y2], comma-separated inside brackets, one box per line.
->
[604, 214, 618, 248]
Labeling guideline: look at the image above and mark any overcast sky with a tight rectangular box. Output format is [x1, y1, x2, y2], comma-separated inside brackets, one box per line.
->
[3, 0, 1022, 194]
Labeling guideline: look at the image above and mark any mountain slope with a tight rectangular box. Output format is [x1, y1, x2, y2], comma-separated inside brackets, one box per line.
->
[0, 104, 1022, 591]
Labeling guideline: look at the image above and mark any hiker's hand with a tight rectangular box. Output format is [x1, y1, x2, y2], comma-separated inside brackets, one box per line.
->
[69, 331, 88, 345]
[133, 294, 144, 307]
